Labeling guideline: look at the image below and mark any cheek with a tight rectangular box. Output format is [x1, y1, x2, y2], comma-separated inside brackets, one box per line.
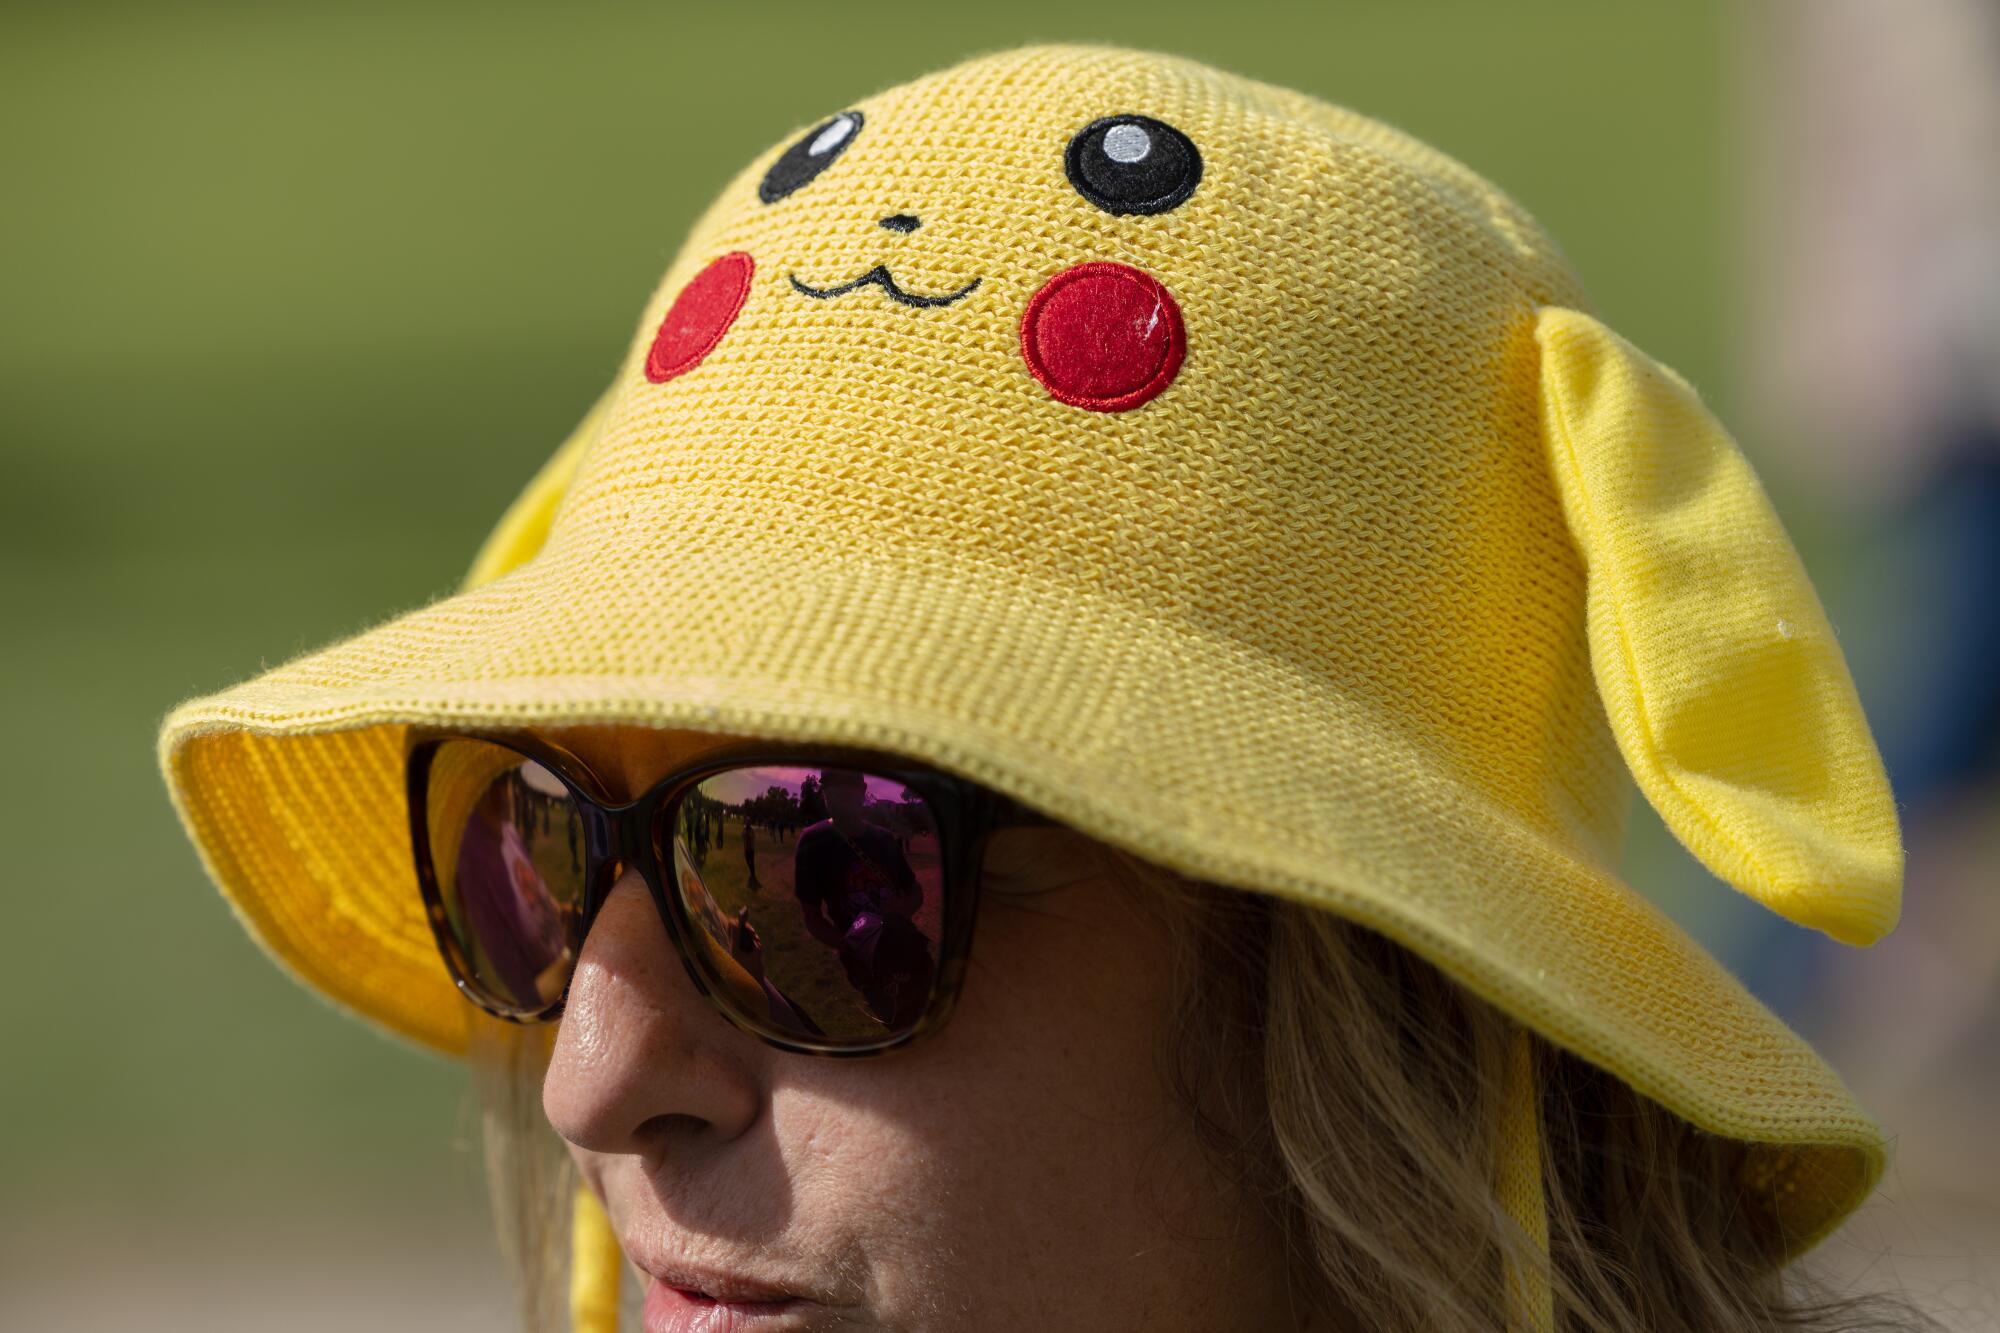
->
[1019, 261, 1187, 411]
[791, 881, 1256, 1328]
[645, 250, 754, 383]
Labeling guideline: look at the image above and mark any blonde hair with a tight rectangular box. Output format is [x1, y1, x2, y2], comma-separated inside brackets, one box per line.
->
[467, 836, 1933, 1332]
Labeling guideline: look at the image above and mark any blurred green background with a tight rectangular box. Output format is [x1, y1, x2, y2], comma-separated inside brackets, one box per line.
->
[6, 1, 1993, 1326]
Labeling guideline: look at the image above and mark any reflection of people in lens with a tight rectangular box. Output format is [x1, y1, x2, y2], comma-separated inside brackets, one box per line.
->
[676, 838, 821, 1038]
[792, 769, 934, 1029]
[742, 814, 761, 891]
[728, 905, 822, 1037]
[454, 778, 570, 1009]
[688, 799, 708, 866]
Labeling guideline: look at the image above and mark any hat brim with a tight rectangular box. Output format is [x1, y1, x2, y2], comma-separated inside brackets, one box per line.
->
[159, 533, 1882, 1256]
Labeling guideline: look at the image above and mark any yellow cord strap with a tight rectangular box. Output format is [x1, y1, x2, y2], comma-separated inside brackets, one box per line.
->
[571, 1183, 624, 1333]
[1498, 1024, 1555, 1332]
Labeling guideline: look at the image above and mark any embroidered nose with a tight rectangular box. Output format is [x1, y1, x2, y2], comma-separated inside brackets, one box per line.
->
[878, 213, 921, 233]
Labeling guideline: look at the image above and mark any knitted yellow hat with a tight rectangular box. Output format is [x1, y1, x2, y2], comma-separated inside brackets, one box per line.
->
[158, 42, 1902, 1287]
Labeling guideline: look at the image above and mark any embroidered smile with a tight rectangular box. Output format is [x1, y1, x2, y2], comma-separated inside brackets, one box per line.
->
[789, 264, 982, 309]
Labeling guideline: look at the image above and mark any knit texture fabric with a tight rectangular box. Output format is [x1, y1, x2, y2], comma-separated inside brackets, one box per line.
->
[156, 42, 1902, 1260]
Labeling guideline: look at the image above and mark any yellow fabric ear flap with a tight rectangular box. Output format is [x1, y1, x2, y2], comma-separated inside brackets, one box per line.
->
[463, 384, 619, 592]
[1533, 306, 1903, 946]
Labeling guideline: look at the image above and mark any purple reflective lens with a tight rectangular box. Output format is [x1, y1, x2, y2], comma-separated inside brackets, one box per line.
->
[661, 765, 944, 1043]
[427, 739, 587, 1014]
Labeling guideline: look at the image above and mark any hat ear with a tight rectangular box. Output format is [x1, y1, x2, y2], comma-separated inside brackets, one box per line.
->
[1533, 306, 1903, 946]
[462, 384, 618, 591]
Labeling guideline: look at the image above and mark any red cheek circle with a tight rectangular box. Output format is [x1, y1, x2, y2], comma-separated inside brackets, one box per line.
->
[645, 250, 754, 383]
[1019, 261, 1186, 411]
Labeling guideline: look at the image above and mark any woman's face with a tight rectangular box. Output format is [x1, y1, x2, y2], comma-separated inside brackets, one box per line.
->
[537, 725, 1303, 1332]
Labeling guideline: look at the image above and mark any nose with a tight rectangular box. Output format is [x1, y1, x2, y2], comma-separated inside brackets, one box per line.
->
[878, 213, 920, 233]
[542, 871, 762, 1157]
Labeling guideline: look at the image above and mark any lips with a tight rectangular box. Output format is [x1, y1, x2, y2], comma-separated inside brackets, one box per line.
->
[631, 1245, 825, 1333]
[644, 1277, 812, 1333]
[637, 1256, 798, 1305]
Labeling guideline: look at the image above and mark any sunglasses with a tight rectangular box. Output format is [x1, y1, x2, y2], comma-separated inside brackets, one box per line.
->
[406, 730, 1058, 1057]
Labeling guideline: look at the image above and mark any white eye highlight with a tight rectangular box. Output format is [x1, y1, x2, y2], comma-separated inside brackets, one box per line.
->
[809, 114, 858, 157]
[1102, 122, 1152, 163]
[761, 110, 866, 204]
[1063, 113, 1202, 215]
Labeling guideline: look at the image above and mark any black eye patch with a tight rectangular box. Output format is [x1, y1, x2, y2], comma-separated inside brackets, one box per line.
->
[760, 110, 864, 204]
[1063, 114, 1202, 216]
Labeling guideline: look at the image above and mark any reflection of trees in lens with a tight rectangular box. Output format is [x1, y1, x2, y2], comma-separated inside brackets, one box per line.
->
[739, 782, 805, 846]
[798, 773, 827, 824]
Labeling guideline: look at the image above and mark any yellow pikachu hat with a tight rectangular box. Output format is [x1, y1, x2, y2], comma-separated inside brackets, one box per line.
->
[160, 42, 1902, 1277]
